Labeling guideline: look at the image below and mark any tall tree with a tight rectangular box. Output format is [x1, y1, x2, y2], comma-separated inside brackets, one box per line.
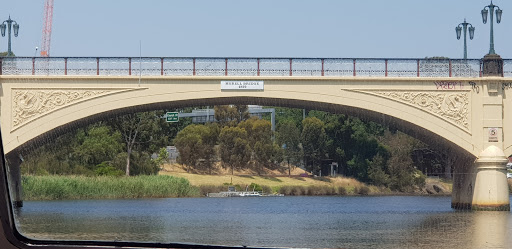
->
[174, 124, 219, 173]
[301, 117, 327, 174]
[109, 111, 160, 176]
[381, 130, 426, 191]
[214, 105, 249, 126]
[218, 126, 251, 175]
[276, 120, 302, 175]
[240, 118, 283, 173]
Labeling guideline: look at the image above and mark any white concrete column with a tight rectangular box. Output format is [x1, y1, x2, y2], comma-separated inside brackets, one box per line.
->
[472, 145, 509, 211]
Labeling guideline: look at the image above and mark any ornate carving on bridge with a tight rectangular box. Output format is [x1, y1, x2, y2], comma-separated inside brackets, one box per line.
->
[11, 88, 144, 131]
[352, 90, 470, 132]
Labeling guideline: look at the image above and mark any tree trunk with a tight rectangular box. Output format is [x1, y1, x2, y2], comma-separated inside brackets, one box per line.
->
[125, 148, 132, 176]
[288, 159, 291, 177]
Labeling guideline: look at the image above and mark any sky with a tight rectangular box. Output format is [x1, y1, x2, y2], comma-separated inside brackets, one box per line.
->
[0, 0, 511, 59]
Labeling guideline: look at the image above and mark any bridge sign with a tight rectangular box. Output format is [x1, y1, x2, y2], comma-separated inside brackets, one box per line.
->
[166, 112, 179, 122]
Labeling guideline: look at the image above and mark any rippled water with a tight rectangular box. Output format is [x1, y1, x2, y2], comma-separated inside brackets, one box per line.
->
[14, 196, 512, 248]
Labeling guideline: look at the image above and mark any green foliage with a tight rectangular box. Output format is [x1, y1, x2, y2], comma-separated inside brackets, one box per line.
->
[276, 119, 303, 172]
[354, 186, 370, 195]
[367, 154, 390, 187]
[248, 182, 263, 192]
[214, 105, 249, 126]
[22, 175, 200, 200]
[153, 147, 169, 168]
[109, 111, 162, 176]
[74, 124, 123, 168]
[382, 130, 426, 191]
[301, 117, 327, 173]
[218, 126, 251, 174]
[174, 124, 218, 173]
[94, 162, 124, 176]
[240, 118, 283, 173]
[129, 151, 160, 175]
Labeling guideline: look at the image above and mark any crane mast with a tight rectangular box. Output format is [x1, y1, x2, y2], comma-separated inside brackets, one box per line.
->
[40, 0, 54, 57]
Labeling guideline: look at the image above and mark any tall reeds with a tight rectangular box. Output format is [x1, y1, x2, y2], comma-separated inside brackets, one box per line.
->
[22, 175, 200, 200]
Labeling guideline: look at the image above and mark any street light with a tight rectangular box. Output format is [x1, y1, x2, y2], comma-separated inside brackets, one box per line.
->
[481, 1, 502, 55]
[455, 19, 475, 60]
[0, 16, 19, 57]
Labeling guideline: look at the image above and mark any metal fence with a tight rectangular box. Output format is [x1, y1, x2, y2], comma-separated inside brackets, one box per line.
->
[0, 57, 510, 78]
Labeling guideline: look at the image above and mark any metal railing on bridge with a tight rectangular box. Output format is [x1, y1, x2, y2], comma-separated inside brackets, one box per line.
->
[1, 57, 511, 77]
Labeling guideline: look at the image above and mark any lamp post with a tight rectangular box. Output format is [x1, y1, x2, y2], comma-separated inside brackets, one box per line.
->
[481, 1, 502, 55]
[456, 19, 475, 60]
[0, 16, 19, 57]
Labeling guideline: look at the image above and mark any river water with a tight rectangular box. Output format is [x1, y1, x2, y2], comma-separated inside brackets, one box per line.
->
[14, 196, 512, 248]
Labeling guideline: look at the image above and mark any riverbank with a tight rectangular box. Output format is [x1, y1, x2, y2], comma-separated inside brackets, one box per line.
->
[22, 175, 200, 200]
[161, 170, 453, 196]
[21, 173, 453, 200]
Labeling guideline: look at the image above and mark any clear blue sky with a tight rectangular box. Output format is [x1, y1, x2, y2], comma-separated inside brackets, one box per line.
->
[1, 0, 511, 58]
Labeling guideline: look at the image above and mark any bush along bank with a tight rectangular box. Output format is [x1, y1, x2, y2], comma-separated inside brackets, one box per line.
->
[22, 175, 200, 200]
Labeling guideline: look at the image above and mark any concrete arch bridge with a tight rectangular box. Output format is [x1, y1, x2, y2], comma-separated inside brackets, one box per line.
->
[1, 56, 512, 210]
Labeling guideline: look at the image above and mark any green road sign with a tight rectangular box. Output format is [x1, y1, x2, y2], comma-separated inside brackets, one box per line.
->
[166, 112, 179, 122]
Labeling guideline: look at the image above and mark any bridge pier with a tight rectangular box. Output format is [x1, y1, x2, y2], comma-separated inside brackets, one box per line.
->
[471, 146, 509, 211]
[5, 153, 23, 208]
[452, 146, 510, 211]
[451, 156, 475, 210]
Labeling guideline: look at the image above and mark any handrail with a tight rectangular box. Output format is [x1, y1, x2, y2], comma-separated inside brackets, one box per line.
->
[0, 56, 509, 78]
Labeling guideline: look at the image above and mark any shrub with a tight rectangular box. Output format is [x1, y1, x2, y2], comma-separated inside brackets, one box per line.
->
[248, 183, 263, 192]
[261, 185, 272, 194]
[337, 186, 347, 195]
[355, 186, 370, 195]
[95, 162, 123, 176]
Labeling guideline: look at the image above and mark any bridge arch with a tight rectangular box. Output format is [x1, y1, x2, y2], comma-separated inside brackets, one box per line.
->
[1, 76, 475, 159]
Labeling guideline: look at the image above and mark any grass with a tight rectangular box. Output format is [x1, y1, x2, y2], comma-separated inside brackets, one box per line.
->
[161, 171, 370, 195]
[22, 175, 200, 200]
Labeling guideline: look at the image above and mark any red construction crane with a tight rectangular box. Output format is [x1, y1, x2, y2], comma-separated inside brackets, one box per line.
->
[40, 0, 54, 57]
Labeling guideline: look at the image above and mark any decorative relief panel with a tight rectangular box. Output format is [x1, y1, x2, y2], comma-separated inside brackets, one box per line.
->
[11, 88, 143, 131]
[352, 90, 470, 131]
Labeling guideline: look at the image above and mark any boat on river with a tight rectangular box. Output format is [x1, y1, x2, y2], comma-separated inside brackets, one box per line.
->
[207, 186, 284, 197]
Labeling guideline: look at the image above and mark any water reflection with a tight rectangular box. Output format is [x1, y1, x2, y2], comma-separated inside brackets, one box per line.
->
[14, 196, 512, 248]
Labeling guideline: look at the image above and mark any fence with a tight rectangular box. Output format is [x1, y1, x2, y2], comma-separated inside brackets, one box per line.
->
[1, 57, 511, 77]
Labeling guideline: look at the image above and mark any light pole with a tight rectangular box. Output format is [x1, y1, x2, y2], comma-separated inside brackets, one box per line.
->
[456, 19, 475, 60]
[481, 1, 502, 55]
[0, 16, 20, 57]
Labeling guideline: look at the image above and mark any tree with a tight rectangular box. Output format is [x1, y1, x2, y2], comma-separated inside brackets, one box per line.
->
[73, 123, 123, 169]
[254, 142, 283, 174]
[381, 130, 426, 191]
[174, 124, 218, 173]
[214, 105, 249, 126]
[109, 111, 160, 176]
[367, 154, 390, 187]
[301, 117, 327, 174]
[233, 105, 250, 123]
[214, 105, 237, 126]
[276, 120, 302, 175]
[218, 126, 251, 175]
[153, 147, 170, 170]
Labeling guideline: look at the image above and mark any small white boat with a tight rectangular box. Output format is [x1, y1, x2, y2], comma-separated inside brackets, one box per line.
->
[238, 191, 261, 197]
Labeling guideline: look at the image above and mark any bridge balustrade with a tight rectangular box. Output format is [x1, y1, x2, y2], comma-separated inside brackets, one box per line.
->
[0, 57, 510, 77]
